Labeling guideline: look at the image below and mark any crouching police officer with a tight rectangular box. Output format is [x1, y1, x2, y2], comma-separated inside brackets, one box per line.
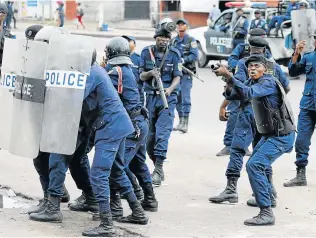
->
[284, 36, 316, 187]
[103, 37, 158, 221]
[172, 18, 198, 133]
[215, 55, 295, 226]
[140, 27, 182, 186]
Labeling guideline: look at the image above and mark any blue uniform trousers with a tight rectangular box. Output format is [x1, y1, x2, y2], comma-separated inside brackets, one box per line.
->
[246, 132, 295, 207]
[223, 101, 239, 147]
[90, 134, 133, 202]
[294, 109, 316, 167]
[33, 152, 50, 193]
[124, 118, 152, 185]
[146, 93, 177, 160]
[268, 15, 291, 29]
[48, 138, 91, 197]
[225, 106, 273, 178]
[176, 74, 192, 117]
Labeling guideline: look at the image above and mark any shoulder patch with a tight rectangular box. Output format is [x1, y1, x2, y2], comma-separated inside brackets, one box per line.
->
[191, 41, 197, 48]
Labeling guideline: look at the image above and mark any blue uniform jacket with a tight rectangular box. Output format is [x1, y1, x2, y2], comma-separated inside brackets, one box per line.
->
[228, 74, 282, 110]
[172, 34, 198, 67]
[130, 52, 143, 90]
[288, 51, 316, 110]
[228, 44, 272, 70]
[107, 64, 143, 116]
[139, 45, 182, 93]
[250, 19, 267, 31]
[82, 64, 134, 141]
[233, 16, 249, 37]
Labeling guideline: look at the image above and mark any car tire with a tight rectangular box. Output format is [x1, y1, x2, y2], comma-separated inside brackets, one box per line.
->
[197, 42, 209, 68]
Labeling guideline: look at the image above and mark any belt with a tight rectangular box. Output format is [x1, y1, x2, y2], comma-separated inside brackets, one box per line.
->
[146, 90, 162, 95]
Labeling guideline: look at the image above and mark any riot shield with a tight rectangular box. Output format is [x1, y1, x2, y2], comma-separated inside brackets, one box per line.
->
[40, 34, 94, 155]
[0, 39, 19, 150]
[9, 40, 48, 158]
[291, 9, 316, 53]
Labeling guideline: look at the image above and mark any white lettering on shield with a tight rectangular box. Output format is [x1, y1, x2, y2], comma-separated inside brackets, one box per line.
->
[0, 73, 16, 89]
[45, 70, 87, 89]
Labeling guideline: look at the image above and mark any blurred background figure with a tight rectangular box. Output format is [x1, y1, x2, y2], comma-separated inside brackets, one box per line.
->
[76, 3, 85, 29]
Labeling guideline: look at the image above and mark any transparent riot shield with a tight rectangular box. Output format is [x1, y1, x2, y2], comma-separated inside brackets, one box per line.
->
[291, 9, 316, 53]
[9, 40, 48, 158]
[40, 34, 94, 155]
[0, 39, 19, 150]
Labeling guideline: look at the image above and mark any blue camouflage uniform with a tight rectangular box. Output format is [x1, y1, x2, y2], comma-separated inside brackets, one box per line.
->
[140, 45, 182, 162]
[229, 74, 295, 209]
[172, 34, 198, 118]
[225, 55, 290, 179]
[107, 64, 152, 186]
[268, 2, 298, 29]
[288, 51, 316, 168]
[130, 52, 145, 106]
[232, 16, 249, 48]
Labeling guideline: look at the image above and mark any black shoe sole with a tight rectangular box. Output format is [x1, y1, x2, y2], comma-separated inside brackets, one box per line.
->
[29, 217, 62, 223]
[209, 198, 238, 203]
[142, 206, 158, 212]
[69, 206, 99, 213]
[283, 183, 307, 187]
[118, 217, 148, 225]
[244, 221, 275, 226]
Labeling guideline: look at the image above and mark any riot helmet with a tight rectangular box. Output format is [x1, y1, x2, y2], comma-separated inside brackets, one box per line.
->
[105, 36, 132, 65]
[25, 24, 43, 40]
[157, 17, 176, 33]
[0, 3, 8, 14]
[298, 0, 310, 8]
[34, 26, 70, 43]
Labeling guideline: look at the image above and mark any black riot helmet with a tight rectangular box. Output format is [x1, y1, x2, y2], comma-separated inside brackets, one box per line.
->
[105, 36, 132, 65]
[0, 3, 8, 14]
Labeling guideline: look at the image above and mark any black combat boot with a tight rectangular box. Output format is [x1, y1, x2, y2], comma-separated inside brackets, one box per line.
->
[29, 196, 63, 223]
[179, 116, 189, 133]
[82, 212, 116, 237]
[118, 200, 148, 225]
[216, 146, 230, 156]
[244, 207, 275, 226]
[27, 193, 48, 214]
[129, 173, 144, 200]
[209, 177, 238, 203]
[283, 167, 307, 187]
[110, 191, 123, 221]
[61, 184, 70, 203]
[173, 117, 184, 131]
[141, 183, 158, 212]
[152, 159, 164, 186]
[246, 193, 277, 208]
[69, 190, 99, 213]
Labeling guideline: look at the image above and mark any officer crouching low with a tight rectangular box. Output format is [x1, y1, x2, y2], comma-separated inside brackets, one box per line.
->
[214, 55, 295, 226]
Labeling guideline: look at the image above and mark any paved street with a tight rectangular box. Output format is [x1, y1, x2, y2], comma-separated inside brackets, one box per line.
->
[0, 35, 316, 237]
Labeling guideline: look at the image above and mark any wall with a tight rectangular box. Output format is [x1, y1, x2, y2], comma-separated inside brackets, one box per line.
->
[183, 12, 208, 28]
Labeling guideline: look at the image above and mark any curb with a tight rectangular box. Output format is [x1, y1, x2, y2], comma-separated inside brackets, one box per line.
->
[70, 31, 154, 41]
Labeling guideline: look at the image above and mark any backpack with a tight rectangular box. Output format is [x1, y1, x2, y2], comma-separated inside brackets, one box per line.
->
[79, 8, 84, 16]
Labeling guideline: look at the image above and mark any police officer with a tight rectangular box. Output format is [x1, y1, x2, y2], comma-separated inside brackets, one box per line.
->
[140, 28, 182, 186]
[214, 55, 295, 226]
[250, 10, 267, 32]
[104, 37, 158, 220]
[210, 37, 290, 206]
[232, 8, 249, 48]
[284, 36, 316, 187]
[219, 14, 232, 33]
[25, 26, 72, 216]
[267, 0, 299, 36]
[172, 18, 198, 133]
[217, 28, 270, 157]
[122, 35, 144, 106]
